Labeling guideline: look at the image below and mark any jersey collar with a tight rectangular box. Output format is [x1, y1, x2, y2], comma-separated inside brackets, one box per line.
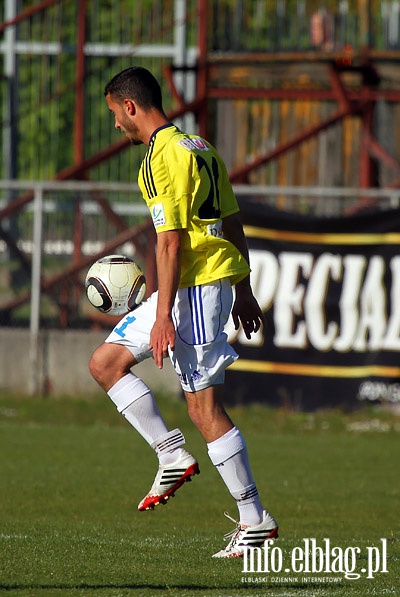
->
[149, 122, 176, 144]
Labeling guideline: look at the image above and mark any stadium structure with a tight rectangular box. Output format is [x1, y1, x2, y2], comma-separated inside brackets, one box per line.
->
[2, 0, 400, 329]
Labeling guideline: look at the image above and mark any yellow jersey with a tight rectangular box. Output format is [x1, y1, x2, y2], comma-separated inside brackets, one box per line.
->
[138, 124, 250, 288]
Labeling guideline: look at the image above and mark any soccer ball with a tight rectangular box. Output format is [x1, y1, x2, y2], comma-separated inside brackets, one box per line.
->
[85, 255, 146, 316]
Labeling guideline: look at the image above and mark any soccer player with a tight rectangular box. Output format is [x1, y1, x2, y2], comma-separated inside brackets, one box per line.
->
[89, 66, 278, 558]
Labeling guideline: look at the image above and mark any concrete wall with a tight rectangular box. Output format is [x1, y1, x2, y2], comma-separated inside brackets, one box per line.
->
[0, 328, 182, 397]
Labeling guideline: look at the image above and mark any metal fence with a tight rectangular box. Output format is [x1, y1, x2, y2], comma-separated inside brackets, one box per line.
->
[3, 0, 400, 186]
[2, 179, 400, 393]
[210, 0, 400, 52]
[1, 0, 198, 182]
[2, 179, 400, 326]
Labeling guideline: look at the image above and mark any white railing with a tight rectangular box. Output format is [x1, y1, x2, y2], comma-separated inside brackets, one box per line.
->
[1, 179, 400, 395]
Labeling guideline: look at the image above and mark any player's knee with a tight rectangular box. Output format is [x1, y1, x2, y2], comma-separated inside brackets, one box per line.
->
[88, 347, 104, 385]
[88, 344, 116, 389]
[89, 343, 137, 391]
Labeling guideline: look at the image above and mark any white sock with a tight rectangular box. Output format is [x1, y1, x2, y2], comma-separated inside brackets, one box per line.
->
[207, 426, 264, 526]
[107, 373, 185, 464]
[151, 429, 187, 466]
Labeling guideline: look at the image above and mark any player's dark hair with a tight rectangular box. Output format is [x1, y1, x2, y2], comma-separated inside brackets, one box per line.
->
[104, 67, 164, 112]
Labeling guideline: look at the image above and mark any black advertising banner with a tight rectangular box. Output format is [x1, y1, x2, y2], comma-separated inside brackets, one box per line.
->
[226, 202, 400, 409]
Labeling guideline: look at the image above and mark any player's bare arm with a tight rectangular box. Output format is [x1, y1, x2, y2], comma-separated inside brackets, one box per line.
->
[222, 213, 265, 339]
[149, 228, 182, 368]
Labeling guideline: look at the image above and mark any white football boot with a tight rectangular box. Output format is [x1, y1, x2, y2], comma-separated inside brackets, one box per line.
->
[212, 510, 279, 558]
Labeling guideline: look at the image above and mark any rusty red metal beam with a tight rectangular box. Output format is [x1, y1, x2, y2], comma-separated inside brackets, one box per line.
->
[0, 138, 129, 223]
[70, 0, 87, 280]
[0, 83, 202, 323]
[207, 49, 400, 65]
[81, 178, 129, 233]
[163, 64, 186, 108]
[0, 98, 204, 223]
[73, 0, 86, 166]
[229, 106, 355, 183]
[366, 134, 400, 173]
[208, 87, 400, 103]
[215, 58, 386, 188]
[0, 225, 31, 275]
[327, 63, 353, 111]
[196, 0, 209, 139]
[359, 101, 376, 188]
[0, 0, 61, 34]
[0, 219, 156, 314]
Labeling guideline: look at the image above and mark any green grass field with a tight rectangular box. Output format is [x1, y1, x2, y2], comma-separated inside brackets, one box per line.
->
[1, 393, 399, 596]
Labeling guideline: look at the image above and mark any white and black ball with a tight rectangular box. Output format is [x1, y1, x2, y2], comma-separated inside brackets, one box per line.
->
[85, 255, 146, 316]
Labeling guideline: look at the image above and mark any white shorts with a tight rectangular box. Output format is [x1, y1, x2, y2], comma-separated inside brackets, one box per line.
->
[105, 279, 238, 392]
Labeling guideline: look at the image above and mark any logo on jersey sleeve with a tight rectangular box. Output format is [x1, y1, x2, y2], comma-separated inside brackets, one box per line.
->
[207, 220, 224, 238]
[151, 203, 166, 227]
[178, 137, 209, 151]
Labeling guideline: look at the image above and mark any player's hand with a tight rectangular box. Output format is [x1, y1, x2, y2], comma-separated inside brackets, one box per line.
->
[232, 282, 265, 340]
[149, 316, 176, 369]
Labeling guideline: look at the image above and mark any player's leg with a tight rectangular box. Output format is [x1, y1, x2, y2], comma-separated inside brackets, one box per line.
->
[89, 293, 199, 510]
[184, 384, 278, 557]
[170, 280, 277, 556]
[89, 341, 171, 444]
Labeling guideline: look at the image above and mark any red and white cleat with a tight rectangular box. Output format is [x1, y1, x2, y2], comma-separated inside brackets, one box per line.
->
[138, 451, 200, 511]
